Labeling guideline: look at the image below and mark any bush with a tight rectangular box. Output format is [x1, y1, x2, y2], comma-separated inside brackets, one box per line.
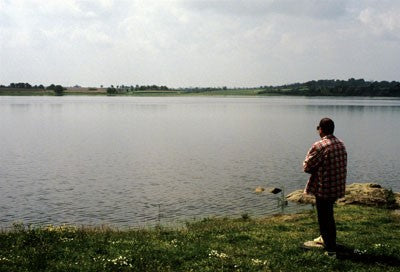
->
[54, 85, 64, 96]
[107, 87, 117, 95]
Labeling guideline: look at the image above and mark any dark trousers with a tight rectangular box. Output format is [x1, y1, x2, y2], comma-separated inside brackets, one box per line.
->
[316, 197, 337, 251]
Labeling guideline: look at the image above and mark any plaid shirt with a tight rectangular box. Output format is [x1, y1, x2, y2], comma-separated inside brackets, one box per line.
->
[303, 135, 347, 199]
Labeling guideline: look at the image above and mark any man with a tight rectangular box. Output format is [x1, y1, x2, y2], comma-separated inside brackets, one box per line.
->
[303, 118, 347, 254]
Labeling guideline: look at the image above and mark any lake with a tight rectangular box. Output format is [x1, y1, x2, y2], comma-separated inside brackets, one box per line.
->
[1, 96, 399, 227]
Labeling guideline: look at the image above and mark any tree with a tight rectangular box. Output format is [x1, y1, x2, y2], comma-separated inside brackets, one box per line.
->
[107, 87, 117, 95]
[54, 85, 64, 96]
[47, 84, 56, 90]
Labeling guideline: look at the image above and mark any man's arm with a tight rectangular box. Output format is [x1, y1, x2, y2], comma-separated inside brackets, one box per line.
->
[303, 143, 322, 174]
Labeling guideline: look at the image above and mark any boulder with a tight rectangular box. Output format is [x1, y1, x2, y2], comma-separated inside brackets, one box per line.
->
[286, 190, 316, 205]
[337, 183, 398, 208]
[254, 187, 283, 194]
[393, 209, 400, 218]
[269, 188, 282, 194]
[395, 192, 400, 207]
[286, 183, 400, 208]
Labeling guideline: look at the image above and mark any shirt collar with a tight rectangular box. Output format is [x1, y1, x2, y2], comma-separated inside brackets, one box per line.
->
[322, 134, 335, 140]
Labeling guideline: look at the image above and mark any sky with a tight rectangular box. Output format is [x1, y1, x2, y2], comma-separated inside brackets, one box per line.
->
[1, 0, 400, 88]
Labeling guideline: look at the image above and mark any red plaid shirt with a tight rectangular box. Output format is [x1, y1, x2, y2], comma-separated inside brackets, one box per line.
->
[303, 135, 347, 199]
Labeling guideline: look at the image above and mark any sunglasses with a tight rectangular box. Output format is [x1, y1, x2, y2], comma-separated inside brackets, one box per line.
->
[316, 126, 320, 130]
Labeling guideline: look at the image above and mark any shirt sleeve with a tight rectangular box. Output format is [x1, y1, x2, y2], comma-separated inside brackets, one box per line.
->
[303, 143, 323, 174]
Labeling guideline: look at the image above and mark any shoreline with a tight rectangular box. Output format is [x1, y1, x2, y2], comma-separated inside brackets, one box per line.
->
[2, 88, 400, 98]
[0, 183, 399, 270]
[1, 183, 398, 231]
[1, 205, 399, 271]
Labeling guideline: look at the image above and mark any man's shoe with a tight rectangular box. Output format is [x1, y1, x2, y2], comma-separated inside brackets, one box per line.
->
[313, 235, 325, 245]
[302, 240, 324, 249]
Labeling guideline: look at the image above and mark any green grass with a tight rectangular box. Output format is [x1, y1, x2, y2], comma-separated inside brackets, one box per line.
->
[0, 205, 399, 271]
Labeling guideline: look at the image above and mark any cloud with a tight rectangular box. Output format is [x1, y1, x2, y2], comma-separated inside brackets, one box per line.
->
[358, 7, 400, 40]
[180, 0, 347, 20]
[1, 0, 400, 87]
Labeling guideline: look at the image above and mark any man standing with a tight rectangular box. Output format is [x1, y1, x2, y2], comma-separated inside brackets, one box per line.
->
[303, 118, 347, 254]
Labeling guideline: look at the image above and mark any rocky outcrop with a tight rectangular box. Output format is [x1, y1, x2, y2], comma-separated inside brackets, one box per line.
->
[395, 192, 400, 206]
[286, 183, 400, 209]
[286, 190, 316, 205]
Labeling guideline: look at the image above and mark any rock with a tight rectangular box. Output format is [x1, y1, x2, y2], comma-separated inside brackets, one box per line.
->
[286, 190, 316, 205]
[368, 184, 382, 188]
[395, 192, 400, 207]
[254, 187, 265, 193]
[286, 183, 400, 208]
[392, 209, 400, 218]
[337, 183, 397, 208]
[269, 188, 282, 194]
[255, 187, 283, 194]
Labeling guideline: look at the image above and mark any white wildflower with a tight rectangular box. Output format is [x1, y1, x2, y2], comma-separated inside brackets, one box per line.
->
[373, 243, 387, 249]
[354, 249, 367, 255]
[107, 255, 131, 267]
[170, 239, 179, 247]
[209, 250, 228, 259]
[251, 258, 268, 265]
[60, 237, 74, 242]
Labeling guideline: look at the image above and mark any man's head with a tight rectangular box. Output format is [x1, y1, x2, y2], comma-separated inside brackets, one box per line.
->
[317, 118, 334, 137]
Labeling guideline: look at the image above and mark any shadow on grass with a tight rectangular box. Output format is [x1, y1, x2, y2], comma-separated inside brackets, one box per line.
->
[301, 243, 400, 266]
[335, 244, 400, 267]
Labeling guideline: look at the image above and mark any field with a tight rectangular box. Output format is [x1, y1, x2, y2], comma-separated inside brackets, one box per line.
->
[0, 205, 399, 271]
[0, 88, 54, 96]
[0, 87, 268, 96]
[64, 87, 107, 95]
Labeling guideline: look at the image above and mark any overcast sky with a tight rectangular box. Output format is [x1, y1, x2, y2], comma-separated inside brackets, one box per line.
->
[1, 0, 400, 88]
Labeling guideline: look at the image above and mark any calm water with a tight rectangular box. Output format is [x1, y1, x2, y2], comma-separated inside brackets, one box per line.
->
[1, 96, 400, 227]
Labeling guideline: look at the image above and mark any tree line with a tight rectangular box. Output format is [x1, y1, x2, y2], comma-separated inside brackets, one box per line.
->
[1, 83, 65, 96]
[180, 86, 228, 93]
[3, 79, 400, 97]
[106, 84, 170, 95]
[259, 78, 400, 97]
[0, 82, 45, 89]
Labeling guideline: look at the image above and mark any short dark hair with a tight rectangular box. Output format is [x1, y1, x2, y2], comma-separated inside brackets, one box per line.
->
[319, 118, 335, 134]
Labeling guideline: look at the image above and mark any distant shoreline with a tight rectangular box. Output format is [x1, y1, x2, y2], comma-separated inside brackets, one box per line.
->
[2, 79, 400, 97]
[1, 87, 400, 97]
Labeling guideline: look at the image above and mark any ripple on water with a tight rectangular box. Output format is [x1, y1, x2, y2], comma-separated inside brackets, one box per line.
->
[0, 96, 399, 227]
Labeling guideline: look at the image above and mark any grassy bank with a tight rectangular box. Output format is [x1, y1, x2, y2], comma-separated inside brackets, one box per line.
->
[0, 205, 399, 271]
